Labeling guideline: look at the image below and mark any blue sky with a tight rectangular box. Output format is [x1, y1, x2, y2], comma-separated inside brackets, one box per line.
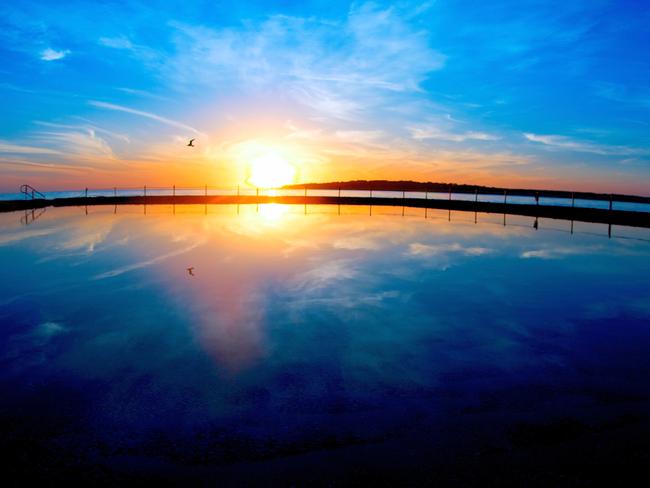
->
[0, 0, 649, 193]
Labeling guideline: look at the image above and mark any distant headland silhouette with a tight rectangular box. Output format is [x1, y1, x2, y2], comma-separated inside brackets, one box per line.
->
[283, 180, 650, 204]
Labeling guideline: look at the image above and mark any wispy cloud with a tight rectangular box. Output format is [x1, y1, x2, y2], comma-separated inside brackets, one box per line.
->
[335, 130, 385, 142]
[593, 82, 650, 108]
[99, 36, 133, 49]
[165, 3, 445, 121]
[93, 242, 202, 279]
[89, 101, 205, 136]
[115, 87, 170, 102]
[35, 120, 130, 143]
[98, 36, 161, 66]
[408, 242, 492, 257]
[520, 246, 601, 260]
[40, 48, 69, 61]
[290, 259, 358, 293]
[524, 133, 648, 156]
[0, 157, 90, 173]
[410, 126, 500, 142]
[34, 129, 115, 159]
[0, 141, 61, 155]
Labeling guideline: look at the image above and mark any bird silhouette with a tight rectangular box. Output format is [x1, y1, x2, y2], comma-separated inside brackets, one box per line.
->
[187, 139, 195, 147]
[187, 267, 195, 276]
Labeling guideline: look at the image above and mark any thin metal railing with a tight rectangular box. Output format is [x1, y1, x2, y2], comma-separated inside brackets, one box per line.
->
[20, 184, 46, 200]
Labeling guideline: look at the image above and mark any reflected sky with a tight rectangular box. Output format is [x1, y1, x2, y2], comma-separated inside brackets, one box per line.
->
[1, 204, 649, 481]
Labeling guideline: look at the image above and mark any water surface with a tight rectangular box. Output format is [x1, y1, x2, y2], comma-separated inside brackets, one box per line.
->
[1, 204, 649, 484]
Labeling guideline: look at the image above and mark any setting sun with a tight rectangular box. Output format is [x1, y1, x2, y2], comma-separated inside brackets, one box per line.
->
[247, 152, 296, 188]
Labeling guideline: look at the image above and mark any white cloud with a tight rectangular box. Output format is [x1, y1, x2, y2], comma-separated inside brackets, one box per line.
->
[94, 242, 202, 279]
[410, 126, 500, 142]
[89, 100, 205, 136]
[593, 82, 650, 108]
[36, 321, 68, 339]
[335, 130, 384, 142]
[99, 36, 133, 49]
[0, 158, 87, 172]
[524, 133, 648, 156]
[289, 259, 358, 293]
[115, 87, 170, 102]
[284, 120, 322, 140]
[35, 120, 130, 143]
[408, 242, 492, 256]
[164, 3, 445, 121]
[35, 129, 115, 159]
[520, 245, 603, 260]
[333, 235, 383, 250]
[0, 141, 61, 155]
[40, 48, 69, 61]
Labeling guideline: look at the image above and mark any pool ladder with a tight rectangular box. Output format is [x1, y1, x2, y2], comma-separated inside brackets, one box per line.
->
[20, 184, 46, 200]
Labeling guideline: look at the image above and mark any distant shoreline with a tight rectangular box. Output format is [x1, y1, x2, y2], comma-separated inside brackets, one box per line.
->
[283, 180, 650, 203]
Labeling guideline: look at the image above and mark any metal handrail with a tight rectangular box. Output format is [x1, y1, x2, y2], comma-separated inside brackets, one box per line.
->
[20, 184, 46, 199]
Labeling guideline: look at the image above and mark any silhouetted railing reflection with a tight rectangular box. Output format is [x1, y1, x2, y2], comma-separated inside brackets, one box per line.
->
[2, 185, 649, 231]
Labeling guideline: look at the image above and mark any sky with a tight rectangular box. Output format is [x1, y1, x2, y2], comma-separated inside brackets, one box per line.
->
[0, 0, 649, 194]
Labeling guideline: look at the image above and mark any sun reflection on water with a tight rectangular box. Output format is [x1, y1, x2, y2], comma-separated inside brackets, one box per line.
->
[258, 203, 289, 222]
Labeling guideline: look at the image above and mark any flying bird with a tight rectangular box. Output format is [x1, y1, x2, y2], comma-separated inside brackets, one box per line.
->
[187, 139, 195, 147]
[187, 267, 195, 276]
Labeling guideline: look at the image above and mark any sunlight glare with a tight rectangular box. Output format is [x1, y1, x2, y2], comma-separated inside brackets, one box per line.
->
[258, 203, 289, 222]
[248, 152, 296, 188]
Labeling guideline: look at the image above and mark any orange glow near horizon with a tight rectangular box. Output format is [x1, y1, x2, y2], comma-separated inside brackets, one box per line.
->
[1, 129, 648, 196]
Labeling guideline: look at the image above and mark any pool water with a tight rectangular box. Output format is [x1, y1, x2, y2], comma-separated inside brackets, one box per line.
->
[1, 204, 649, 484]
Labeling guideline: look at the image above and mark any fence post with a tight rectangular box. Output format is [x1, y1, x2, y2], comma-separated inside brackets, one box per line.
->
[338, 187, 341, 199]
[304, 186, 307, 198]
[503, 190, 507, 204]
[449, 185, 452, 201]
[113, 187, 116, 197]
[475, 188, 478, 202]
[205, 184, 207, 197]
[425, 191, 428, 200]
[571, 192, 575, 207]
[85, 187, 88, 198]
[256, 187, 259, 197]
[370, 189, 373, 199]
[237, 185, 240, 197]
[173, 185, 175, 197]
[535, 191, 539, 206]
[144, 185, 147, 198]
[609, 194, 613, 211]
